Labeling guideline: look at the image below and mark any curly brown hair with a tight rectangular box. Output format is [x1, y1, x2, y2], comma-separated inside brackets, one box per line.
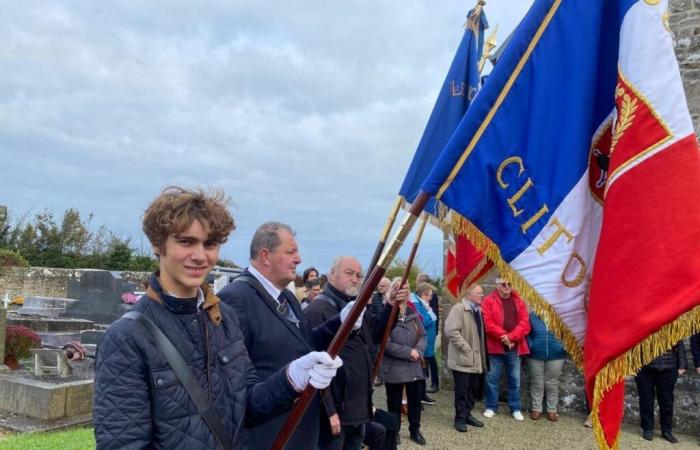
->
[143, 186, 235, 254]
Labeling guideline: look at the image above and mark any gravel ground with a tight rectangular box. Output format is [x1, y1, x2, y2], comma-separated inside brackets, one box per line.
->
[373, 387, 699, 449]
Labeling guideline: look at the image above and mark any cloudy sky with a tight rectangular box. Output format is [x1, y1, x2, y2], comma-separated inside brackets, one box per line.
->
[0, 0, 533, 275]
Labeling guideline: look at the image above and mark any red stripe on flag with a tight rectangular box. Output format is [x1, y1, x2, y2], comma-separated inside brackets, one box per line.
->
[585, 133, 700, 448]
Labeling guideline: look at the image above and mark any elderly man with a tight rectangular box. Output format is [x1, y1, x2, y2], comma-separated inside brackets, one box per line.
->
[305, 256, 406, 450]
[370, 277, 391, 317]
[218, 222, 354, 450]
[444, 284, 488, 433]
[481, 277, 530, 421]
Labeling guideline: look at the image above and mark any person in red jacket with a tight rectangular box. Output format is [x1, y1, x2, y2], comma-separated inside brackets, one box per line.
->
[480, 277, 530, 421]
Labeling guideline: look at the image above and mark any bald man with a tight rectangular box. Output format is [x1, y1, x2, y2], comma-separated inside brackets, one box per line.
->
[305, 256, 407, 450]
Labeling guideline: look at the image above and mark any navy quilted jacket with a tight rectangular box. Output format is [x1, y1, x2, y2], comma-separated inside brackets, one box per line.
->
[94, 278, 297, 450]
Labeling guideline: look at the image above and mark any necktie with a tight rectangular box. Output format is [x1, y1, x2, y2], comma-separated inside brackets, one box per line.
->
[277, 292, 290, 317]
[277, 292, 300, 325]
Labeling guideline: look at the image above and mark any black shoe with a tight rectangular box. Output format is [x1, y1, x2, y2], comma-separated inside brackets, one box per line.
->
[466, 415, 484, 428]
[421, 395, 436, 405]
[662, 431, 678, 444]
[426, 384, 439, 393]
[642, 430, 653, 441]
[454, 422, 467, 433]
[410, 431, 426, 445]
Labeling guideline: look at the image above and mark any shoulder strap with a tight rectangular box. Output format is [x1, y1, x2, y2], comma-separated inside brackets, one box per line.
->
[123, 311, 234, 450]
[316, 293, 342, 312]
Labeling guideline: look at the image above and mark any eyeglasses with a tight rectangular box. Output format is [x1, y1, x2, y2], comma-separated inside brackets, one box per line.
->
[343, 269, 364, 280]
[498, 282, 511, 288]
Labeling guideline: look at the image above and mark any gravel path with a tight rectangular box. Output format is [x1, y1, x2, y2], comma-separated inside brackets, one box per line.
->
[373, 387, 699, 449]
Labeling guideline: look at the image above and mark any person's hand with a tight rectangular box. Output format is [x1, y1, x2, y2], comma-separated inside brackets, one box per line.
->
[329, 414, 341, 435]
[500, 335, 512, 346]
[388, 287, 409, 307]
[340, 300, 363, 330]
[508, 343, 514, 350]
[696, 367, 700, 375]
[679, 369, 686, 375]
[287, 351, 343, 392]
[409, 349, 420, 362]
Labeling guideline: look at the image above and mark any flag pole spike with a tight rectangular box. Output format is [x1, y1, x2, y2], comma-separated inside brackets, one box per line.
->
[371, 212, 429, 382]
[270, 192, 431, 450]
[478, 24, 498, 73]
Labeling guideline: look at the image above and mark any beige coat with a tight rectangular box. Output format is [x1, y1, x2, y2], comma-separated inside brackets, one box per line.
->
[444, 300, 487, 374]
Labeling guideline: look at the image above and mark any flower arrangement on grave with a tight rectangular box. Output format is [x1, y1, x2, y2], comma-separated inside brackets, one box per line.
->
[121, 292, 138, 305]
[11, 295, 23, 305]
[4, 325, 40, 370]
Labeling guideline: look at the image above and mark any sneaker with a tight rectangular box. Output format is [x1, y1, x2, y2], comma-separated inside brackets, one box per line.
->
[513, 411, 525, 421]
[421, 395, 436, 405]
[426, 384, 439, 393]
[483, 409, 495, 418]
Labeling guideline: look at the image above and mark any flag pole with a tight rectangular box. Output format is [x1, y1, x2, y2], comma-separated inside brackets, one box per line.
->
[366, 196, 403, 272]
[371, 212, 429, 382]
[271, 191, 431, 450]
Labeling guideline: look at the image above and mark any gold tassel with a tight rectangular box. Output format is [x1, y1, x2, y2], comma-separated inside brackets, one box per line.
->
[591, 306, 700, 449]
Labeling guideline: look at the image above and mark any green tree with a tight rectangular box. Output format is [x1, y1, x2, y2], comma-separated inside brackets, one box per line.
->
[0, 249, 29, 267]
[106, 242, 133, 270]
[385, 258, 423, 291]
[60, 208, 92, 255]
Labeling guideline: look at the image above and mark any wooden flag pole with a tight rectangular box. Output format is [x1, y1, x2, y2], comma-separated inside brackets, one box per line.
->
[270, 191, 431, 450]
[366, 196, 403, 273]
[371, 212, 429, 382]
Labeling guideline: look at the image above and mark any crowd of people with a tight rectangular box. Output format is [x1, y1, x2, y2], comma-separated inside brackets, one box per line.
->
[92, 186, 698, 450]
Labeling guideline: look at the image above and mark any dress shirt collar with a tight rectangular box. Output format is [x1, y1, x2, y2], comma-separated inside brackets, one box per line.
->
[248, 264, 283, 302]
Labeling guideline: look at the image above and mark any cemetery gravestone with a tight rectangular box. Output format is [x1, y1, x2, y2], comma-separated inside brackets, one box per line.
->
[62, 270, 136, 325]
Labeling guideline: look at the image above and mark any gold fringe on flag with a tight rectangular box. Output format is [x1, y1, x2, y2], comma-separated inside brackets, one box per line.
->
[439, 201, 585, 369]
[590, 306, 700, 450]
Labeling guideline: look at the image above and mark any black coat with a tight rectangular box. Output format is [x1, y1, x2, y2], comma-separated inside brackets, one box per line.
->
[644, 342, 688, 371]
[94, 275, 297, 450]
[690, 333, 700, 369]
[217, 269, 339, 450]
[304, 284, 391, 428]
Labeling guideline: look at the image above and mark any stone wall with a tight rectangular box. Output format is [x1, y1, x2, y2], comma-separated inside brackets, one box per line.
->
[671, 0, 700, 136]
[517, 346, 700, 436]
[0, 267, 149, 299]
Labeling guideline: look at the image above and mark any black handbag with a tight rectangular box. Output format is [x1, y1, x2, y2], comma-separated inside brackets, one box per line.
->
[124, 311, 234, 450]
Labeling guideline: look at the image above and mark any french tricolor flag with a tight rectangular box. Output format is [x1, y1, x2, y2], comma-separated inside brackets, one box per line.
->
[419, 1, 700, 448]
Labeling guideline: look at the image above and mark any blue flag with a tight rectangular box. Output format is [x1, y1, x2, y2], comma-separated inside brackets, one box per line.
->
[398, 7, 488, 216]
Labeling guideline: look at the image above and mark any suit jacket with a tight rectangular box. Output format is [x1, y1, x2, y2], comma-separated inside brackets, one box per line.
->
[217, 268, 339, 450]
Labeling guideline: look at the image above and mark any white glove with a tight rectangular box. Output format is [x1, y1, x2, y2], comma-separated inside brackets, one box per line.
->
[287, 351, 343, 391]
[340, 300, 364, 331]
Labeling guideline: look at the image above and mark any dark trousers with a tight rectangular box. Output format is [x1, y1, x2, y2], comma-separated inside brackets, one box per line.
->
[425, 356, 439, 388]
[385, 381, 422, 434]
[453, 370, 483, 423]
[320, 424, 365, 450]
[635, 366, 678, 433]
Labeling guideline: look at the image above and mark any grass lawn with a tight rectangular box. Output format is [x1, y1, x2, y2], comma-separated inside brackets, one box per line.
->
[0, 427, 95, 450]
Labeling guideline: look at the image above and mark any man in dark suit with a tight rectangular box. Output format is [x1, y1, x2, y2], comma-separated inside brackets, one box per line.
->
[218, 222, 343, 449]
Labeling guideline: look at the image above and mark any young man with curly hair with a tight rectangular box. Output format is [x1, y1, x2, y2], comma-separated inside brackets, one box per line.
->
[94, 186, 341, 450]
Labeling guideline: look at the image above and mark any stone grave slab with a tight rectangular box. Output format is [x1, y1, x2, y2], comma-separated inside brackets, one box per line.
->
[17, 296, 77, 317]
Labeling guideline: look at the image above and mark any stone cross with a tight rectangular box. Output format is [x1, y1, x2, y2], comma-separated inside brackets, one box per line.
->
[2, 293, 9, 310]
